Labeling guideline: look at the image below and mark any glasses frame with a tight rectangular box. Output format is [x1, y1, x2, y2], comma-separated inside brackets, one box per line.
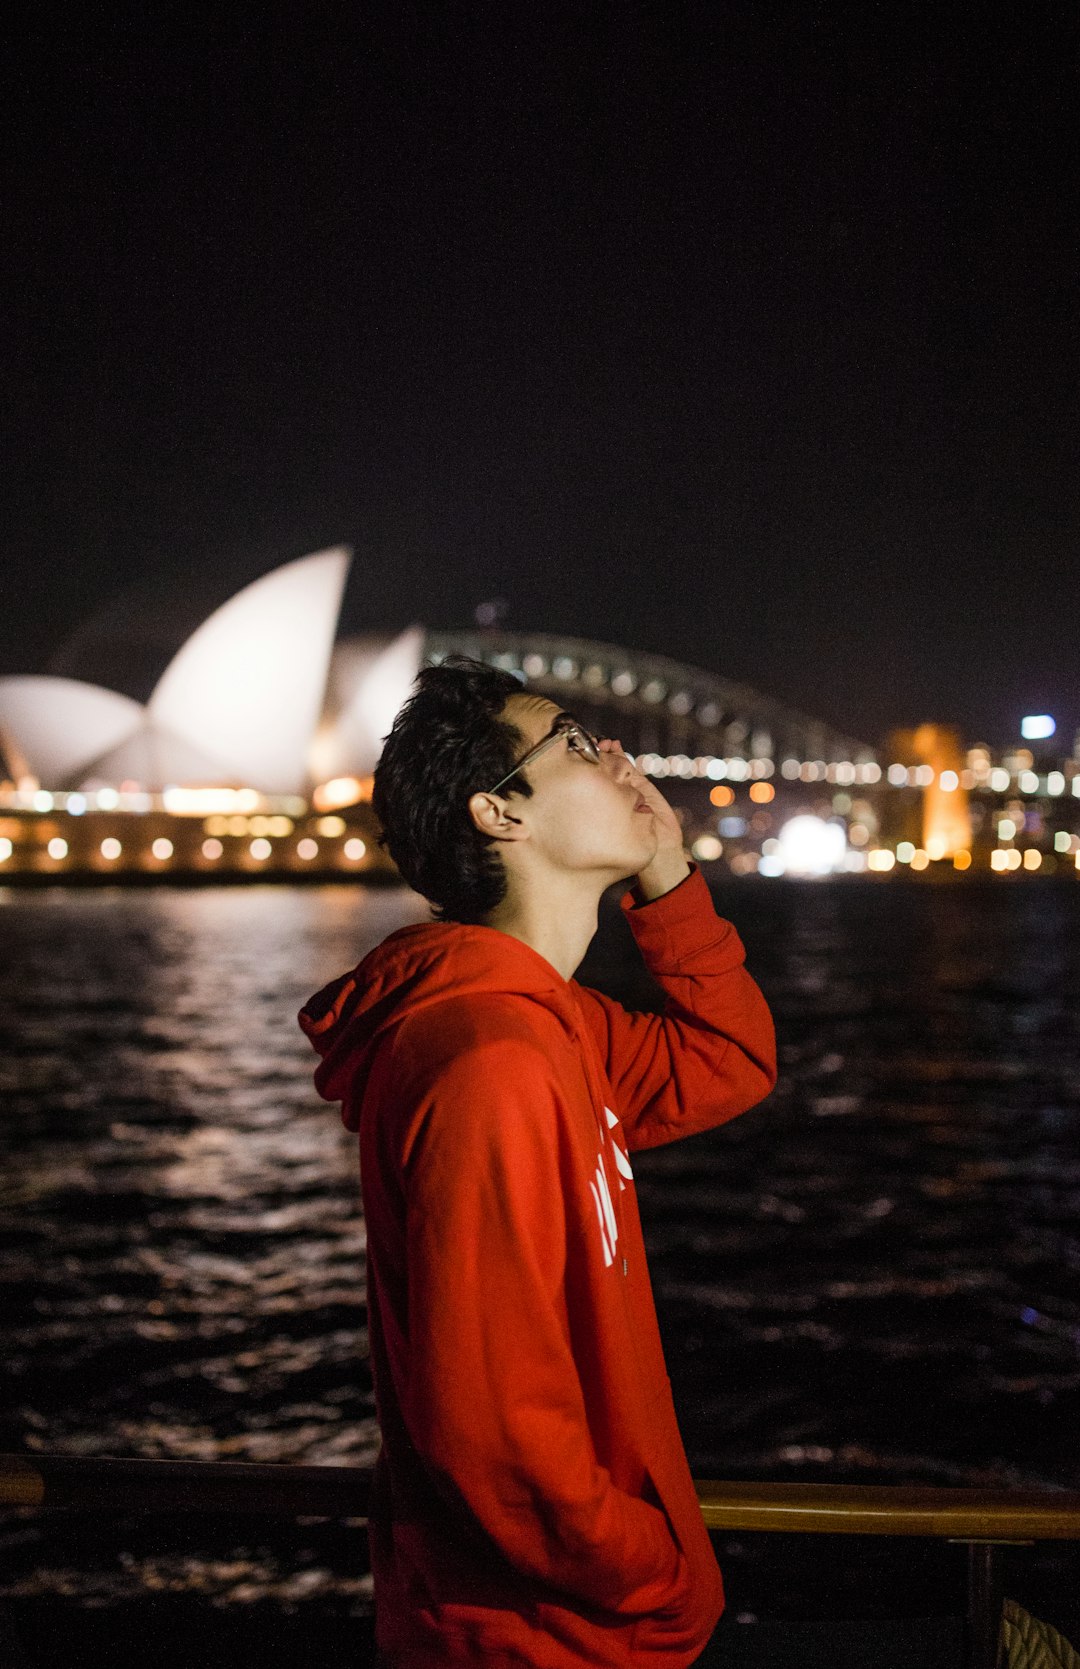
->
[484, 717, 602, 798]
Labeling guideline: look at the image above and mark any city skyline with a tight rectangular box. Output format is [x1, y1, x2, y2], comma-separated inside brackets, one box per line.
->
[0, 545, 878, 796]
[2, 544, 1078, 886]
[15, 544, 1075, 760]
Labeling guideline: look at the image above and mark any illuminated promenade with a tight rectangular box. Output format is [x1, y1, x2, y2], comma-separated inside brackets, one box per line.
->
[1, 552, 1078, 883]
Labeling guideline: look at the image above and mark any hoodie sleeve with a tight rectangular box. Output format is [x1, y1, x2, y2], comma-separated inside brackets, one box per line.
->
[574, 866, 777, 1151]
[395, 1029, 688, 1617]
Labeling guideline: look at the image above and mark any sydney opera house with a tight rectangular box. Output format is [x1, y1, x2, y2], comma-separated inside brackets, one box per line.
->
[1, 547, 1078, 881]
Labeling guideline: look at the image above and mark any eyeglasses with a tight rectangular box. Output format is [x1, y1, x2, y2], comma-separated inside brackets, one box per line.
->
[484, 717, 602, 797]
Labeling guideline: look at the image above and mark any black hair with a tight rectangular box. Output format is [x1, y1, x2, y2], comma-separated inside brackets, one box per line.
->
[372, 655, 534, 922]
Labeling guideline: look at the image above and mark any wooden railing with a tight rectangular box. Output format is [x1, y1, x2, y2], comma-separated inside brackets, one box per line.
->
[694, 1478, 1080, 1540]
[0, 1453, 369, 1517]
[3, 1455, 1080, 1669]
[5, 1454, 1080, 1539]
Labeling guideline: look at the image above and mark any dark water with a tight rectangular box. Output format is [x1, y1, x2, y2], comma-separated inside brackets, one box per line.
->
[1, 878, 1079, 1611]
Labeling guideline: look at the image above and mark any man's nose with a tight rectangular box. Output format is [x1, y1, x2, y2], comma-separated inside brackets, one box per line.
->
[604, 745, 634, 783]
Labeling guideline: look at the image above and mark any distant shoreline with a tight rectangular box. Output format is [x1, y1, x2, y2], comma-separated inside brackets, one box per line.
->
[0, 868, 406, 890]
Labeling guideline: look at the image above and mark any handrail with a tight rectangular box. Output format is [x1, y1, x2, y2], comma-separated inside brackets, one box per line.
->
[0, 1455, 368, 1518]
[3, 1454, 1080, 1540]
[693, 1479, 1080, 1539]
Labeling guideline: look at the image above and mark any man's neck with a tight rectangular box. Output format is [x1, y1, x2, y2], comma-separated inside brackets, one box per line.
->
[482, 869, 610, 983]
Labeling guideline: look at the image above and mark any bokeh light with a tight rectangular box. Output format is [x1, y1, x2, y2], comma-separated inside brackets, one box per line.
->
[777, 815, 847, 877]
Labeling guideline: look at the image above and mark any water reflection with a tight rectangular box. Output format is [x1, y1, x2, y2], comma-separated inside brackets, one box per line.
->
[1, 877, 1078, 1605]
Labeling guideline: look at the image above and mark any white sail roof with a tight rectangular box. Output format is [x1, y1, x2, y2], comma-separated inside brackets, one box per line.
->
[311, 626, 424, 781]
[78, 719, 241, 791]
[0, 676, 143, 788]
[147, 546, 351, 794]
[0, 547, 394, 794]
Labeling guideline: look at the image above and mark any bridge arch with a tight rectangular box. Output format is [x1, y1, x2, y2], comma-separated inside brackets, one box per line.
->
[426, 629, 877, 773]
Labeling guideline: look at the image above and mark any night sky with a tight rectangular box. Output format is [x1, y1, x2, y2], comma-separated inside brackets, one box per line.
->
[3, 5, 1076, 747]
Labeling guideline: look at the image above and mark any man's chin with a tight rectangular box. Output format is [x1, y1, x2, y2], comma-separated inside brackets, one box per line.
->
[639, 832, 661, 870]
[615, 835, 660, 886]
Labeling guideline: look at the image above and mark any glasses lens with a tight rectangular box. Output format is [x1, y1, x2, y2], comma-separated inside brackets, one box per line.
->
[567, 725, 601, 764]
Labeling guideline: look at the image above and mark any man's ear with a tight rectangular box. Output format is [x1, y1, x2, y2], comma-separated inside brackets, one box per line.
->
[467, 792, 527, 842]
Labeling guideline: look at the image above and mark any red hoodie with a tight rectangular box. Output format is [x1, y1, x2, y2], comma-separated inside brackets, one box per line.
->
[299, 867, 776, 1667]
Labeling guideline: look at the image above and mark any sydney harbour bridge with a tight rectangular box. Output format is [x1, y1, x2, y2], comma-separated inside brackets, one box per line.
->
[429, 629, 876, 778]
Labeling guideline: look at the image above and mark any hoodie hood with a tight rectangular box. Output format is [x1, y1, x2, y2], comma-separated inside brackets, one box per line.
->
[299, 922, 579, 1128]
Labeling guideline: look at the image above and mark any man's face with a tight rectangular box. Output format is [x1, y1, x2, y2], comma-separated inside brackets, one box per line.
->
[498, 694, 659, 882]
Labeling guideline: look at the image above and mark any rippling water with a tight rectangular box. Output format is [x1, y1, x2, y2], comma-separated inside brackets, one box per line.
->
[2, 878, 1078, 1609]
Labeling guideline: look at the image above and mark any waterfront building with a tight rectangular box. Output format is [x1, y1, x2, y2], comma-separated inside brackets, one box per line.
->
[883, 725, 972, 860]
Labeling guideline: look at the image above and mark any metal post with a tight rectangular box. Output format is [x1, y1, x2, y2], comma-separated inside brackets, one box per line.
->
[965, 1542, 1005, 1669]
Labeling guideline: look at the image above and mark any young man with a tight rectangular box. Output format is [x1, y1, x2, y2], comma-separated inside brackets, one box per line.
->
[299, 656, 776, 1667]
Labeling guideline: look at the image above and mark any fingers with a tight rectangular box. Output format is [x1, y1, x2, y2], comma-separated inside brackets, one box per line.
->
[598, 737, 646, 787]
